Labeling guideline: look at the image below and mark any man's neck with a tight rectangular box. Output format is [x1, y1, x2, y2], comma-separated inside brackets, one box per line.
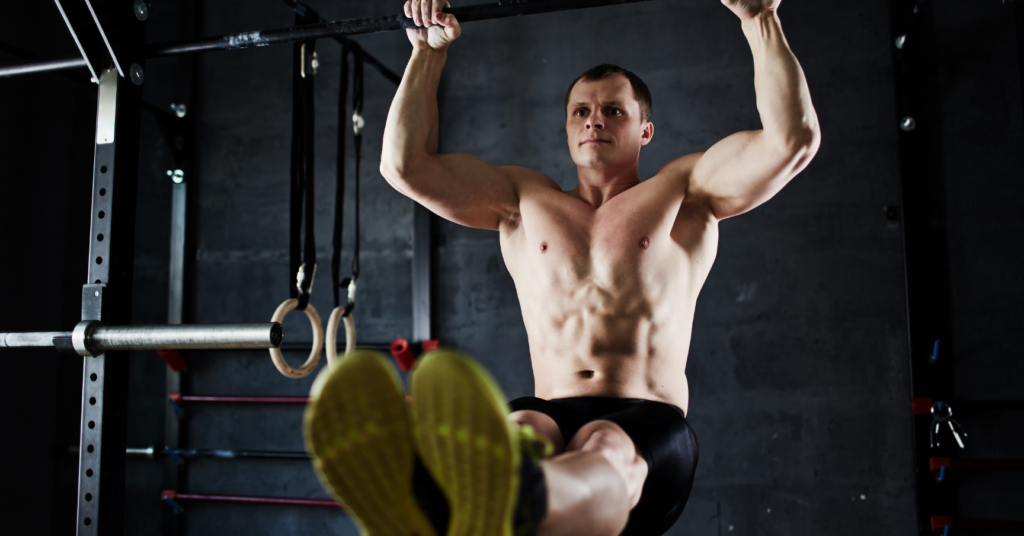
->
[572, 165, 642, 208]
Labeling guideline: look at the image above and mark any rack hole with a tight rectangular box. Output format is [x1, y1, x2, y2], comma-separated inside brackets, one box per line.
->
[96, 257, 103, 265]
[88, 421, 95, 429]
[87, 445, 94, 453]
[100, 165, 107, 174]
[90, 373, 97, 381]
[94, 280, 101, 284]
[98, 211, 105, 219]
[86, 469, 93, 477]
[84, 518, 92, 526]
[85, 493, 92, 502]
[97, 234, 104, 242]
[99, 188, 106, 196]
[89, 397, 96, 405]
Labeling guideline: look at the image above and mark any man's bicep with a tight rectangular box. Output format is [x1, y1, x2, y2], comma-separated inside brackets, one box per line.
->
[689, 129, 816, 220]
[400, 152, 521, 231]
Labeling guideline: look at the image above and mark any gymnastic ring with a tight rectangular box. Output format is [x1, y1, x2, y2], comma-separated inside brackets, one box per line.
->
[325, 307, 356, 367]
[268, 299, 324, 379]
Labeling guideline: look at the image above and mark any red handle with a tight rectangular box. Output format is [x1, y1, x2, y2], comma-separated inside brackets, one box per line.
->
[391, 339, 416, 371]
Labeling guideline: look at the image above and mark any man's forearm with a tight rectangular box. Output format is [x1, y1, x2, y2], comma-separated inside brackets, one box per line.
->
[381, 48, 447, 179]
[742, 11, 819, 151]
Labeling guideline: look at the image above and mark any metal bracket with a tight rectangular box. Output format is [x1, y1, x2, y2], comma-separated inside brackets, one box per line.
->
[412, 203, 432, 342]
[53, 0, 120, 82]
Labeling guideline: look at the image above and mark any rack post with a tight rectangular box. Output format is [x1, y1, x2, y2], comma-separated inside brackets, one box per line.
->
[74, 2, 144, 532]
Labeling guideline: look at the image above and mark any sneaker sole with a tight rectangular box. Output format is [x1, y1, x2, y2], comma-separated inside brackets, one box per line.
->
[304, 351, 436, 536]
[410, 350, 519, 536]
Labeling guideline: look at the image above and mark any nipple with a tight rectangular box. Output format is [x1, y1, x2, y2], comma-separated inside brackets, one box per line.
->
[540, 242, 548, 253]
[639, 237, 650, 250]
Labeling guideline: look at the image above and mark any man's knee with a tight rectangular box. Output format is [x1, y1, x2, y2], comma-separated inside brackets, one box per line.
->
[569, 421, 639, 464]
[568, 421, 648, 507]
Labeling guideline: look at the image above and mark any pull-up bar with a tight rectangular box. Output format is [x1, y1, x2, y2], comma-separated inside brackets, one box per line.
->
[0, 0, 655, 78]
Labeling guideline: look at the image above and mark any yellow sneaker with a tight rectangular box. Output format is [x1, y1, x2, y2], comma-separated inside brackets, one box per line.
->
[410, 350, 521, 536]
[304, 351, 436, 536]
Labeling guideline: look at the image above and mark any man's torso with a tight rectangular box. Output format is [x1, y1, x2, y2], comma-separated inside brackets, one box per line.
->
[498, 157, 717, 415]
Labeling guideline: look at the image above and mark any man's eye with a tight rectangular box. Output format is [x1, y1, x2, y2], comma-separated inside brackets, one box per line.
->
[609, 108, 621, 115]
[575, 109, 586, 117]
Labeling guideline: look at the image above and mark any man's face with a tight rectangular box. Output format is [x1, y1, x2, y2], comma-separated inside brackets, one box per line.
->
[566, 75, 653, 171]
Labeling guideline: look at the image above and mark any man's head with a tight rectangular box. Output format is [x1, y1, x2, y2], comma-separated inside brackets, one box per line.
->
[564, 64, 654, 172]
[565, 64, 652, 123]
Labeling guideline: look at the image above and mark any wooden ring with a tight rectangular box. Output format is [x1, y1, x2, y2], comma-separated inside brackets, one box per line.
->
[268, 299, 324, 379]
[325, 307, 356, 367]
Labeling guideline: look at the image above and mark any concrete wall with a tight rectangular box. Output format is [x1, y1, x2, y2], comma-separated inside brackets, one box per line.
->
[21, 0, 1024, 534]
[117, 1, 920, 535]
[925, 0, 1024, 521]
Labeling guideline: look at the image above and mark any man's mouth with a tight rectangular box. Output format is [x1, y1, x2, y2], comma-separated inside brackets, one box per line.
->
[580, 138, 610, 146]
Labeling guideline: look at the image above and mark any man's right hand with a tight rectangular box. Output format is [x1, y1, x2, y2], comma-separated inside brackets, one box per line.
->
[404, 0, 461, 51]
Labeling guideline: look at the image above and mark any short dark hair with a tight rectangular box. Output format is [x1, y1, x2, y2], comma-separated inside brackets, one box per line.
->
[564, 64, 652, 123]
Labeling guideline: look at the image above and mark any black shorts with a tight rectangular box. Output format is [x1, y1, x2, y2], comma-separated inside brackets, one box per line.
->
[508, 396, 699, 536]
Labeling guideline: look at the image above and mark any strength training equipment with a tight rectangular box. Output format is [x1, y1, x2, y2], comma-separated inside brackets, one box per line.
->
[1, 0, 658, 79]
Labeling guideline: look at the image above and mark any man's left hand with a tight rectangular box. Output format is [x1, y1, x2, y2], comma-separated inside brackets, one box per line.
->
[721, 0, 780, 20]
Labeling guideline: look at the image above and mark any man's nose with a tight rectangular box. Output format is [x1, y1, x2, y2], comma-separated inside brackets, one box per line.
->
[586, 116, 604, 130]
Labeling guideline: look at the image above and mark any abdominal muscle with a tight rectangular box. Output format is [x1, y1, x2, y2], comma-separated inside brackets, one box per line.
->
[504, 218, 702, 416]
[518, 279, 696, 416]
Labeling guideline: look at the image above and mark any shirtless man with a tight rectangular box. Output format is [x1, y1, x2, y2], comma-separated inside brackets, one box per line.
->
[304, 0, 819, 535]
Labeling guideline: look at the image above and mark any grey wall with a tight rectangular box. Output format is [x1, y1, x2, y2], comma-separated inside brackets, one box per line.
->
[8, 0, 1021, 534]
[123, 0, 919, 535]
[436, 0, 917, 533]
[924, 0, 1024, 521]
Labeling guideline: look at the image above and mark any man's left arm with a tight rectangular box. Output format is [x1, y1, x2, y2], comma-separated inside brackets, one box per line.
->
[684, 0, 821, 220]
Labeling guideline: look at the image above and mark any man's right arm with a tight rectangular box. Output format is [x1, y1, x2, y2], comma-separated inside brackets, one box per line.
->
[380, 0, 523, 232]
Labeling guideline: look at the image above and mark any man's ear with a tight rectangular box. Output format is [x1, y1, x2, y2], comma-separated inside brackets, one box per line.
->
[641, 121, 654, 146]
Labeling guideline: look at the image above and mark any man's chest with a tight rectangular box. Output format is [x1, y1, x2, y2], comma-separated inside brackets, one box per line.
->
[502, 181, 698, 282]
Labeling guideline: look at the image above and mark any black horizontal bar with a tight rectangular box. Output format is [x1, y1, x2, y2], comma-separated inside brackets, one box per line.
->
[954, 459, 1024, 470]
[954, 400, 1024, 411]
[0, 55, 87, 77]
[1, 0, 654, 78]
[170, 448, 310, 460]
[953, 519, 1024, 531]
[279, 342, 393, 351]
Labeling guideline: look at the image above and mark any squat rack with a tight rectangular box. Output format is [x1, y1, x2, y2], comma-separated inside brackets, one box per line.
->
[0, 1, 656, 535]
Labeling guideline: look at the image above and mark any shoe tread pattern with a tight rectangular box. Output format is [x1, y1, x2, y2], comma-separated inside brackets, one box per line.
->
[411, 351, 520, 536]
[304, 351, 436, 536]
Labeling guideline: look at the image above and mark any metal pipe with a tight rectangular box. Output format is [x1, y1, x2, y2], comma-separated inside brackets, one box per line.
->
[143, 0, 653, 56]
[0, 55, 86, 78]
[278, 341, 392, 351]
[88, 323, 282, 352]
[0, 321, 282, 355]
[165, 448, 310, 460]
[1, 0, 655, 77]
[173, 492, 340, 509]
[177, 395, 310, 404]
[1, 332, 69, 347]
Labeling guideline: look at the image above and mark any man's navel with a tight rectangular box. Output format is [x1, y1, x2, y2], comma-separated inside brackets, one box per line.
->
[540, 241, 548, 253]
